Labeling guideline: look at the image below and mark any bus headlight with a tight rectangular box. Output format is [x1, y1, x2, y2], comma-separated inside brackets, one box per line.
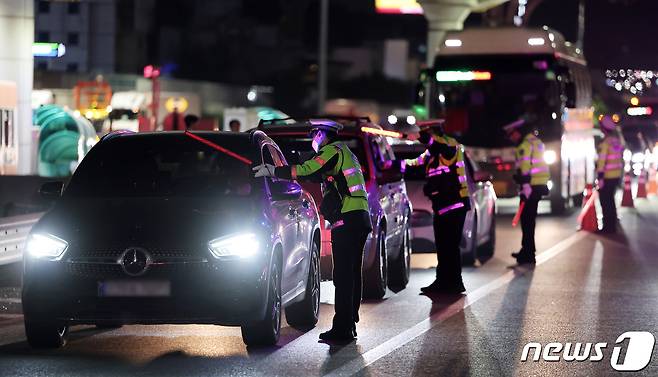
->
[26, 233, 68, 260]
[208, 233, 259, 258]
[544, 150, 558, 165]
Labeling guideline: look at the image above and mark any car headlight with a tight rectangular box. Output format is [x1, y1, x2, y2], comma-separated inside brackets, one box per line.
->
[544, 150, 558, 165]
[26, 233, 68, 260]
[208, 233, 259, 258]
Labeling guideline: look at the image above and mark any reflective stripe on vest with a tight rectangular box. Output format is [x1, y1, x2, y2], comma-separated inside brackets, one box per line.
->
[597, 136, 624, 179]
[517, 134, 550, 186]
[437, 202, 465, 216]
[425, 136, 469, 201]
[325, 142, 369, 214]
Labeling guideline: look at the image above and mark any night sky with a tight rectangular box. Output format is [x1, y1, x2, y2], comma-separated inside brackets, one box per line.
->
[323, 0, 658, 69]
[162, 0, 658, 79]
[529, 0, 658, 69]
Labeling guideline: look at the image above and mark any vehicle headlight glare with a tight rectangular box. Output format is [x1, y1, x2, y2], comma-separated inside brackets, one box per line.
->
[26, 234, 68, 260]
[544, 150, 558, 165]
[208, 233, 259, 258]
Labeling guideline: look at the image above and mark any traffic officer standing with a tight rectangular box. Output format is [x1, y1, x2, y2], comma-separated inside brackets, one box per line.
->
[406, 120, 470, 294]
[504, 120, 550, 265]
[596, 115, 624, 234]
[253, 119, 371, 342]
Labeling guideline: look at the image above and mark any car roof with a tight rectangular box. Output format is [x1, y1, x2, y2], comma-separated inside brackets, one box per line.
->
[100, 130, 271, 146]
[258, 117, 384, 138]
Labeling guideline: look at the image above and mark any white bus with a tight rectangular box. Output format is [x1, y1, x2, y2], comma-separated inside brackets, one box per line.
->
[417, 27, 596, 213]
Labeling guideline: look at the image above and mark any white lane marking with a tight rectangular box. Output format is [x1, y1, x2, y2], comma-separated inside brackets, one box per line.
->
[324, 231, 589, 377]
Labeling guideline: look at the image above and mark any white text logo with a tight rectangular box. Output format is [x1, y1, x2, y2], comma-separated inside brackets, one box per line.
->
[521, 331, 655, 371]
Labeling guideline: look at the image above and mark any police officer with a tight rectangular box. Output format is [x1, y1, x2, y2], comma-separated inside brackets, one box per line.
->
[596, 115, 624, 234]
[504, 120, 550, 265]
[253, 119, 371, 342]
[406, 120, 470, 294]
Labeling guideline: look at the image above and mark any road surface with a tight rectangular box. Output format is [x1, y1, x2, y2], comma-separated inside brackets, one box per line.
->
[0, 199, 657, 376]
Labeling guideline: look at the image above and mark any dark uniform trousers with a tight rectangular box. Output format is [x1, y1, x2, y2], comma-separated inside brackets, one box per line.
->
[433, 208, 467, 286]
[600, 178, 621, 232]
[330, 211, 371, 330]
[519, 185, 548, 257]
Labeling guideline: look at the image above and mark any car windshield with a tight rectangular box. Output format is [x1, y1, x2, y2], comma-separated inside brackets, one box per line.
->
[269, 134, 369, 177]
[430, 55, 562, 147]
[66, 134, 257, 198]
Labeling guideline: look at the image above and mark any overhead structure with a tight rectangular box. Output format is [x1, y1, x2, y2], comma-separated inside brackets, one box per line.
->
[418, 0, 511, 64]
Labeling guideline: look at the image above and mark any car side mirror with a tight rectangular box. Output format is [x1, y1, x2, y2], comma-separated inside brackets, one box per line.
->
[269, 180, 302, 201]
[473, 171, 492, 183]
[377, 162, 403, 185]
[39, 181, 64, 199]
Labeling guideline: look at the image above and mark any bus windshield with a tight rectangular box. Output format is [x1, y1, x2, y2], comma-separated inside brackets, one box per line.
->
[430, 55, 563, 148]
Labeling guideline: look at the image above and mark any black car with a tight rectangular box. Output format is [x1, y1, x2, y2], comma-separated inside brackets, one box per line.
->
[22, 130, 321, 348]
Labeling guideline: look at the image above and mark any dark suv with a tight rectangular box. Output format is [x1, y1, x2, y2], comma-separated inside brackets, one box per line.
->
[22, 130, 321, 348]
[260, 117, 412, 299]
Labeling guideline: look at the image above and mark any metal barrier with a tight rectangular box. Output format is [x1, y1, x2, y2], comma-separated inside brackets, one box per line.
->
[0, 213, 42, 265]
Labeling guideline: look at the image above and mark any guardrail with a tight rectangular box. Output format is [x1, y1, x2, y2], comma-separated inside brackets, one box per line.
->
[0, 213, 42, 266]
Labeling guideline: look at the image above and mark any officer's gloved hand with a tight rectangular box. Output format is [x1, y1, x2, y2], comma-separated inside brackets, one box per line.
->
[521, 183, 532, 199]
[253, 164, 275, 178]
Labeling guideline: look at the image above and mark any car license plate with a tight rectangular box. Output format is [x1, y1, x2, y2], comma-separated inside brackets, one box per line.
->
[98, 280, 171, 297]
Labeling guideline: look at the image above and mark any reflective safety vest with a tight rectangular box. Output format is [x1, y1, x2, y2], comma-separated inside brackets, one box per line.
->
[596, 135, 624, 179]
[406, 134, 470, 215]
[293, 141, 369, 214]
[515, 133, 550, 186]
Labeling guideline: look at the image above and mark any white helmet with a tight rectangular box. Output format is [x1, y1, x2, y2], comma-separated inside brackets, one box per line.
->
[600, 115, 617, 132]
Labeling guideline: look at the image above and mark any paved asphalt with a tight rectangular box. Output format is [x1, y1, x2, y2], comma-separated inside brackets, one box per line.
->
[0, 199, 657, 376]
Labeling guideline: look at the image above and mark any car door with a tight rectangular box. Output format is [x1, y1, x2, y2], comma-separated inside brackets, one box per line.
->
[464, 154, 489, 244]
[262, 144, 301, 297]
[269, 144, 310, 296]
[369, 135, 403, 253]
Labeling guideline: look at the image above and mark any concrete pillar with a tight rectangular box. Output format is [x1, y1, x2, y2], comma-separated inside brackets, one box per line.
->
[419, 0, 511, 66]
[419, 0, 473, 66]
[0, 0, 34, 174]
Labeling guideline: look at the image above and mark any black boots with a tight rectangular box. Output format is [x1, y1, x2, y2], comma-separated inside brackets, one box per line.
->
[512, 251, 536, 265]
[319, 327, 355, 343]
[421, 280, 466, 294]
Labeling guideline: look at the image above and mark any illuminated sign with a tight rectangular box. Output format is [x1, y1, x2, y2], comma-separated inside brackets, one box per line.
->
[436, 71, 492, 82]
[375, 0, 423, 14]
[32, 42, 66, 57]
[165, 97, 189, 113]
[627, 107, 653, 116]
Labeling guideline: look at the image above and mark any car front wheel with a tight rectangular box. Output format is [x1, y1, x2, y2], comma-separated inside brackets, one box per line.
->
[389, 223, 411, 289]
[25, 317, 68, 349]
[363, 229, 387, 299]
[241, 257, 282, 347]
[285, 240, 320, 329]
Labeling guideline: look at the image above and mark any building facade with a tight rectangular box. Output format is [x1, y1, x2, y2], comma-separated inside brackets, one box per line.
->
[34, 0, 117, 74]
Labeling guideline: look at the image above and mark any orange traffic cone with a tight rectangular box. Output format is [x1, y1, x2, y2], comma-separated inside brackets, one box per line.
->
[621, 171, 635, 208]
[637, 170, 648, 198]
[649, 166, 658, 195]
[578, 184, 599, 232]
